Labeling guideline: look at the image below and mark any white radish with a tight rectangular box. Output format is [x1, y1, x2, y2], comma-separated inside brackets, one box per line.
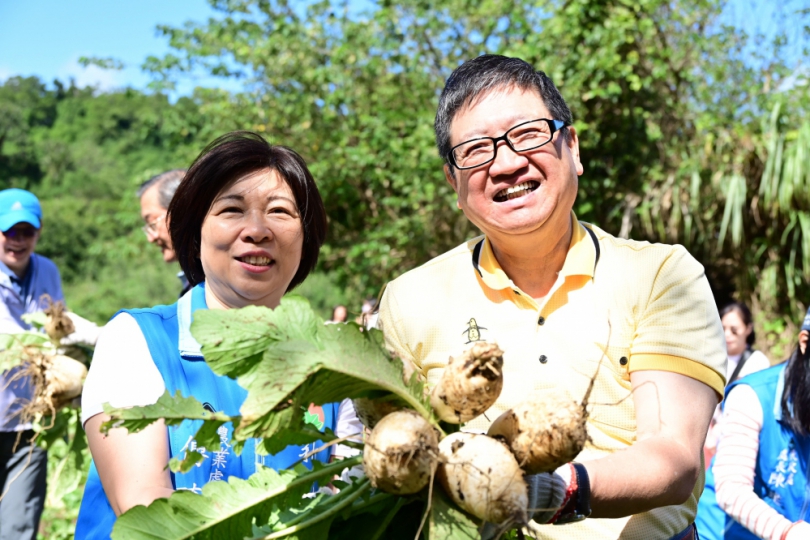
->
[363, 410, 439, 495]
[47, 354, 88, 403]
[437, 432, 528, 525]
[487, 389, 589, 475]
[430, 342, 504, 423]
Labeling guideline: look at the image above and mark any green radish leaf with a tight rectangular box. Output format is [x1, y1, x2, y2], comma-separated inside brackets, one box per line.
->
[191, 296, 430, 443]
[111, 456, 361, 540]
[428, 488, 480, 540]
[21, 310, 48, 329]
[101, 391, 234, 435]
[168, 450, 205, 474]
[100, 391, 334, 462]
[47, 409, 87, 502]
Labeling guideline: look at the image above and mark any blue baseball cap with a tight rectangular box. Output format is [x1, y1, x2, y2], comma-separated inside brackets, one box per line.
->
[0, 189, 42, 232]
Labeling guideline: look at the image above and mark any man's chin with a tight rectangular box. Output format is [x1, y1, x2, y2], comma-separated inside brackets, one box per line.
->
[2, 253, 31, 271]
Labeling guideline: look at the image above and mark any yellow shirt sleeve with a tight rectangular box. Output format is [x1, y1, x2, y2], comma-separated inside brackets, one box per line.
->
[627, 245, 727, 396]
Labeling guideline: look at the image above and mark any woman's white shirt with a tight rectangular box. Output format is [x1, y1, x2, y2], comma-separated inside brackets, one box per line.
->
[726, 350, 771, 382]
[80, 313, 165, 427]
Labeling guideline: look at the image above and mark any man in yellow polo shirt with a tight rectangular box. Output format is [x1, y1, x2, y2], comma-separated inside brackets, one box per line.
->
[377, 54, 725, 540]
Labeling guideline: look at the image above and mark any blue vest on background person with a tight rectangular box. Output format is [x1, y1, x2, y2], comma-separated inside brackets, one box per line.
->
[75, 284, 338, 540]
[696, 364, 810, 539]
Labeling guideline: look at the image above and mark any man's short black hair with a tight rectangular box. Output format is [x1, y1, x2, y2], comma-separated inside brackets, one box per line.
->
[168, 131, 327, 290]
[435, 55, 573, 168]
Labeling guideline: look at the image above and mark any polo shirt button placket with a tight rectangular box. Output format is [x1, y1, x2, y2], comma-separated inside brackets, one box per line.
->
[537, 315, 545, 325]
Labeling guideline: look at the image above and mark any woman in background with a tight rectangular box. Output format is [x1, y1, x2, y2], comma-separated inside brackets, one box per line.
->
[704, 302, 771, 458]
[712, 330, 810, 538]
[697, 307, 810, 539]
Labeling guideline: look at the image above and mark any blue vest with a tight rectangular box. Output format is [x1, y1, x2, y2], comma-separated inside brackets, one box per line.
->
[75, 284, 337, 540]
[696, 364, 810, 539]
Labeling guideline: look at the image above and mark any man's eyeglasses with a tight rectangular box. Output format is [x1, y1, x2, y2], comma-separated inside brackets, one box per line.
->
[449, 118, 569, 170]
[141, 215, 165, 237]
[4, 226, 39, 239]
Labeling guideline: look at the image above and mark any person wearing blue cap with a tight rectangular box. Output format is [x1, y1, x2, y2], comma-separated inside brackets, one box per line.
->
[0, 188, 63, 540]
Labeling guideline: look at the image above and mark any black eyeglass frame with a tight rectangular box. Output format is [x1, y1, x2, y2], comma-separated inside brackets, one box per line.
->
[448, 118, 570, 170]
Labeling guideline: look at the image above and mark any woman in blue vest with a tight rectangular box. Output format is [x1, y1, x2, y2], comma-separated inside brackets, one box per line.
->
[76, 132, 340, 539]
[696, 314, 810, 540]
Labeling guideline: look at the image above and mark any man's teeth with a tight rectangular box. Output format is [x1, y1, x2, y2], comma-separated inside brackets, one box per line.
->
[498, 182, 536, 201]
[242, 256, 271, 266]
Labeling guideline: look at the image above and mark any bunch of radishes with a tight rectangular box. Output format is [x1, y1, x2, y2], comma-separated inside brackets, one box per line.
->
[359, 341, 591, 531]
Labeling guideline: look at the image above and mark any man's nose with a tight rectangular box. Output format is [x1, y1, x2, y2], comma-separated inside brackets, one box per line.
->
[488, 141, 529, 176]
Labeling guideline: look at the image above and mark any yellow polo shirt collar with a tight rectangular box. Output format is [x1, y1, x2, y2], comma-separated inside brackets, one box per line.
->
[473, 213, 598, 292]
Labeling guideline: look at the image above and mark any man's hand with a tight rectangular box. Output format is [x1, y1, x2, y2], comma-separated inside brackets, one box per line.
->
[526, 465, 573, 524]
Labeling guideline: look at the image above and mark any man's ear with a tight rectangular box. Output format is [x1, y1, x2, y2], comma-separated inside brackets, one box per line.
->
[444, 164, 462, 209]
[565, 126, 584, 177]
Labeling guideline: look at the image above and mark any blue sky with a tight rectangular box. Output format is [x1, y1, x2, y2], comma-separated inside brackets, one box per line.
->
[0, 0, 805, 97]
[0, 0, 227, 94]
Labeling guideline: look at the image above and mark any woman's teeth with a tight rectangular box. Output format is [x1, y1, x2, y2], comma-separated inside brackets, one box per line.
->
[241, 256, 271, 266]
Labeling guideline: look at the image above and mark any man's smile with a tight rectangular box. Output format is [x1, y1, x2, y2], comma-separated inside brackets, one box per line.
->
[494, 180, 539, 202]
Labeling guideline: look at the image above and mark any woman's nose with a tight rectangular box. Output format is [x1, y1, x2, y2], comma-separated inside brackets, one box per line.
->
[240, 213, 274, 243]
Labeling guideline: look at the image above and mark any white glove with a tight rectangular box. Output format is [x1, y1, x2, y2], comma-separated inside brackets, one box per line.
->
[786, 521, 810, 540]
[60, 312, 101, 347]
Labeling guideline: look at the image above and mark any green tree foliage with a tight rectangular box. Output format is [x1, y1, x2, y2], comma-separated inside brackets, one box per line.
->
[0, 76, 222, 322]
[142, 0, 810, 350]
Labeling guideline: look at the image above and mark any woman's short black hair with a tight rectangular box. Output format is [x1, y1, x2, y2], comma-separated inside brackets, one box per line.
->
[719, 301, 756, 347]
[168, 131, 327, 291]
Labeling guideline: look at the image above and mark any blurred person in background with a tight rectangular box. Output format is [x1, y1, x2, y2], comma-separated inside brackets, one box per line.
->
[0, 188, 98, 539]
[138, 169, 189, 294]
[697, 301, 772, 538]
[696, 305, 810, 540]
[799, 309, 810, 359]
[329, 304, 348, 324]
[357, 297, 377, 328]
[704, 301, 771, 460]
[0, 188, 57, 540]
